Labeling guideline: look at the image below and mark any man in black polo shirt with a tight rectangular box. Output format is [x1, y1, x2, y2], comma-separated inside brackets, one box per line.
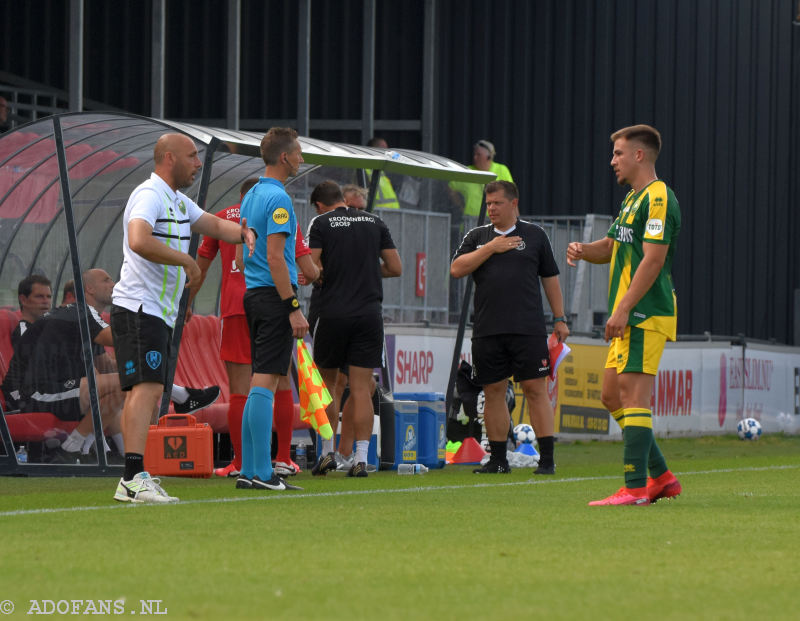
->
[19, 269, 125, 462]
[308, 180, 402, 477]
[451, 180, 569, 474]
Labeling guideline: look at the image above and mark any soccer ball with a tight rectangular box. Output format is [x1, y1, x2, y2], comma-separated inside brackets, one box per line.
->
[737, 418, 762, 441]
[514, 423, 536, 445]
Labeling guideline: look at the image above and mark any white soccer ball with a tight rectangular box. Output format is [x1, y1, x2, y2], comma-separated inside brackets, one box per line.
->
[737, 417, 762, 441]
[513, 423, 536, 445]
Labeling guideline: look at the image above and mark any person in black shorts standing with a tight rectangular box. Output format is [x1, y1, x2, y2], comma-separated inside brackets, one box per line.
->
[308, 180, 402, 477]
[451, 180, 569, 474]
[111, 133, 256, 503]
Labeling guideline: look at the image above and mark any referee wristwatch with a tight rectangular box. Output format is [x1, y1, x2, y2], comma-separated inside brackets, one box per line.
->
[552, 316, 568, 324]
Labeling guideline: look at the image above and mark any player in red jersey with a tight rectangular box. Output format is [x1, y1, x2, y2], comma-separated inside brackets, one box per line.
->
[190, 178, 318, 477]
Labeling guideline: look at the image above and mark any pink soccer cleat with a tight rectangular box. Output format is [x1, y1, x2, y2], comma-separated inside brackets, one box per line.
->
[588, 487, 650, 506]
[647, 471, 682, 503]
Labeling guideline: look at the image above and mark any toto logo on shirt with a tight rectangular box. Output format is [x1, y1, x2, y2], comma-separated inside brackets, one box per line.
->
[646, 218, 664, 236]
[272, 208, 289, 224]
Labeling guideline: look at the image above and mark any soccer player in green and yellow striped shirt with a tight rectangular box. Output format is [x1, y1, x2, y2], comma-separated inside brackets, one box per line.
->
[567, 124, 683, 506]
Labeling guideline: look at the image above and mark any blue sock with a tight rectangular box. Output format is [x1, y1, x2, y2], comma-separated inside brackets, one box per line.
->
[246, 386, 275, 481]
[240, 395, 256, 479]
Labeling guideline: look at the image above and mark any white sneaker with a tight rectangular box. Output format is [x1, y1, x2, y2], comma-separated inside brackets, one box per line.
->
[273, 461, 298, 476]
[114, 472, 179, 504]
[335, 452, 354, 472]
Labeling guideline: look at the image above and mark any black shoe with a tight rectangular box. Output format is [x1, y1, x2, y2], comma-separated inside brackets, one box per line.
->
[45, 446, 82, 464]
[311, 452, 337, 476]
[235, 475, 253, 489]
[251, 473, 303, 491]
[104, 451, 124, 466]
[473, 460, 511, 474]
[173, 386, 221, 414]
[534, 463, 556, 475]
[347, 461, 368, 478]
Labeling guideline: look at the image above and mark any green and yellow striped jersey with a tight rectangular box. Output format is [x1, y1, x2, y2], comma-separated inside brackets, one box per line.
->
[606, 180, 681, 340]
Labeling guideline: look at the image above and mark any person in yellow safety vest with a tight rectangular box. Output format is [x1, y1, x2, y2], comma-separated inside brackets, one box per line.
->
[366, 137, 400, 209]
[449, 139, 514, 217]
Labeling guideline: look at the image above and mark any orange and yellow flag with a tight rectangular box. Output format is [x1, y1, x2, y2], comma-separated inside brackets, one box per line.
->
[296, 339, 333, 440]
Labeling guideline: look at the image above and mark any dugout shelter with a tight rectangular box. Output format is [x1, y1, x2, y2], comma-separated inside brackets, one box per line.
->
[0, 111, 494, 475]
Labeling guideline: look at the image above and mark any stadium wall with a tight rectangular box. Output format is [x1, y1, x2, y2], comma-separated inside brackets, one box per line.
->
[385, 328, 800, 440]
[1, 0, 799, 343]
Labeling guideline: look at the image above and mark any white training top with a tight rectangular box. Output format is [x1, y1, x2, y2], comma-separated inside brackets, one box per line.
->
[112, 172, 205, 328]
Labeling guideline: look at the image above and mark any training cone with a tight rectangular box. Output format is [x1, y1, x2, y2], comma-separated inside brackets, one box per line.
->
[515, 443, 539, 457]
[445, 440, 462, 464]
[451, 437, 487, 464]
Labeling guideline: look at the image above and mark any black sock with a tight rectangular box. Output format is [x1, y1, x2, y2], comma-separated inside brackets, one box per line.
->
[489, 441, 507, 463]
[124, 453, 144, 482]
[537, 436, 555, 467]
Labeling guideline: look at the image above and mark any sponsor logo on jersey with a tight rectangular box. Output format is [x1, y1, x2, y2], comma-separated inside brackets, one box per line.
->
[646, 218, 664, 236]
[616, 226, 633, 243]
[272, 208, 290, 225]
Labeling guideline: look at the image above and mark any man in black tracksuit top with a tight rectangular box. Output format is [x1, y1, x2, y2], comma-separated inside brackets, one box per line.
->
[451, 180, 569, 474]
[307, 180, 402, 478]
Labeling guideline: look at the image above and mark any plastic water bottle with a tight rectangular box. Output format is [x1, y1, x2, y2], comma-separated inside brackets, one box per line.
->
[397, 463, 428, 475]
[295, 443, 307, 471]
[16, 445, 27, 464]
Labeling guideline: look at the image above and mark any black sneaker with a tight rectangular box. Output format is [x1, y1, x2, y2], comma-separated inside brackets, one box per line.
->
[251, 473, 303, 491]
[45, 446, 82, 464]
[347, 461, 368, 478]
[533, 463, 556, 475]
[104, 451, 125, 466]
[311, 452, 337, 476]
[173, 386, 221, 414]
[473, 460, 511, 474]
[235, 475, 253, 489]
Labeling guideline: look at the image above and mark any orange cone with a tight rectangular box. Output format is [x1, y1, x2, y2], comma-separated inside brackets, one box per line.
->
[451, 437, 487, 464]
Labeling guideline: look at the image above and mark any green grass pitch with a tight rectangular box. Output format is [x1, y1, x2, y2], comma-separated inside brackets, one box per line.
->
[1, 435, 798, 620]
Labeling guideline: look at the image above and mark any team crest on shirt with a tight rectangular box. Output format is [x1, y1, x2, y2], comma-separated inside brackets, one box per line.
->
[63, 379, 76, 389]
[178, 200, 187, 215]
[515, 240, 525, 250]
[146, 350, 162, 370]
[272, 208, 289, 224]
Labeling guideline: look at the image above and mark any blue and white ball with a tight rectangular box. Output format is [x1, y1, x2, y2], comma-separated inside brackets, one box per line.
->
[737, 417, 762, 441]
[514, 423, 536, 445]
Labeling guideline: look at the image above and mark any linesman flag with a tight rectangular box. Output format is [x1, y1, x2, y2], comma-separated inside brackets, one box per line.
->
[296, 339, 333, 440]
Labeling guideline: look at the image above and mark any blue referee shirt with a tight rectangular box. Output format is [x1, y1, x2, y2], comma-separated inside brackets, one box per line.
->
[240, 177, 298, 289]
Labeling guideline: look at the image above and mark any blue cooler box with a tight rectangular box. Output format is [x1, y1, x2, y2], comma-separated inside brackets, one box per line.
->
[394, 392, 446, 469]
[379, 399, 419, 470]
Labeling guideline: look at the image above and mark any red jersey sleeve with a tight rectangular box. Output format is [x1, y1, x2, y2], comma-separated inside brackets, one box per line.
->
[197, 211, 226, 260]
[295, 225, 312, 258]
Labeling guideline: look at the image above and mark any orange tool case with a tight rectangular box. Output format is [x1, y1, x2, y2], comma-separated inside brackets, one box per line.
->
[144, 414, 213, 478]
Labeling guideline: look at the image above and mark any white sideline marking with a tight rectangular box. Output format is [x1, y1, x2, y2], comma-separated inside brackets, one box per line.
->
[0, 463, 797, 519]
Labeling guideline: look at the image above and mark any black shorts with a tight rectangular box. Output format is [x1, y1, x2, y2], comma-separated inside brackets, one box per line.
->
[313, 314, 384, 370]
[110, 305, 173, 390]
[244, 287, 293, 375]
[24, 378, 83, 422]
[471, 334, 550, 385]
